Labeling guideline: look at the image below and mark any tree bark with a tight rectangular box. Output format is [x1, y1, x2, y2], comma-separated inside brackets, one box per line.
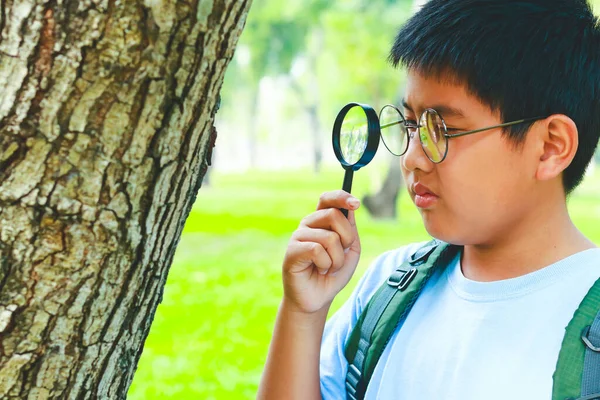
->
[0, 0, 251, 398]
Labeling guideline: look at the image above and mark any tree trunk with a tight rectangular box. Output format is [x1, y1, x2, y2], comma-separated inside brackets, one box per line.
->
[362, 92, 405, 220]
[0, 0, 251, 398]
[307, 104, 322, 174]
[362, 0, 427, 220]
[362, 155, 403, 219]
[247, 85, 259, 168]
[289, 27, 324, 174]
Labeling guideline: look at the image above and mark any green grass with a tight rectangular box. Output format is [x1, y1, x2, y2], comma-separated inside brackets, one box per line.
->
[128, 167, 600, 400]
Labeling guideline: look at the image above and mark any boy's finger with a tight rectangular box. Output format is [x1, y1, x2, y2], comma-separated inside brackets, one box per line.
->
[291, 241, 332, 275]
[293, 228, 345, 272]
[300, 208, 356, 249]
[347, 208, 358, 229]
[316, 190, 361, 212]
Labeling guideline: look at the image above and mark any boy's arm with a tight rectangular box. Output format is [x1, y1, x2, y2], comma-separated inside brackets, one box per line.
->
[257, 191, 362, 399]
[256, 299, 329, 400]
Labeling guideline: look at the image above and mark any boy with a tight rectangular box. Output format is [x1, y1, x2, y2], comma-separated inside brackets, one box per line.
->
[257, 0, 600, 398]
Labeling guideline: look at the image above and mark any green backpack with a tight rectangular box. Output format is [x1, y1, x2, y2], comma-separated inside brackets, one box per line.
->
[344, 240, 600, 400]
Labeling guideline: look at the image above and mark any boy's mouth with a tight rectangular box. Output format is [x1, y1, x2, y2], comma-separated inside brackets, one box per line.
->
[411, 182, 439, 208]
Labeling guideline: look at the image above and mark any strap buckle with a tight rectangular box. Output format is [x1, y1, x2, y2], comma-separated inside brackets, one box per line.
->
[581, 325, 600, 352]
[387, 267, 418, 291]
[345, 363, 361, 399]
[408, 242, 438, 266]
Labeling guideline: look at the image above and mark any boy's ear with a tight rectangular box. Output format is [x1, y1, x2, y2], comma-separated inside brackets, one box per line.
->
[535, 114, 578, 182]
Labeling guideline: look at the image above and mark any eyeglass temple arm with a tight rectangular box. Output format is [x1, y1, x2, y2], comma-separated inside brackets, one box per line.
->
[444, 117, 545, 138]
[380, 120, 403, 130]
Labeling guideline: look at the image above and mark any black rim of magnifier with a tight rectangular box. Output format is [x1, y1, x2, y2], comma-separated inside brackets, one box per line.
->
[332, 103, 380, 171]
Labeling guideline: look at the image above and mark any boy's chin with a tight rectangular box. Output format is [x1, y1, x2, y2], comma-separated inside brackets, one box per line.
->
[421, 219, 465, 246]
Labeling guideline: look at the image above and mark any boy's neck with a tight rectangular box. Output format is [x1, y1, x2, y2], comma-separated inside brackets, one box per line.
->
[460, 195, 596, 282]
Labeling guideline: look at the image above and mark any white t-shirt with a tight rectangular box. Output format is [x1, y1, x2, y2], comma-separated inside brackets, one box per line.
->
[319, 242, 600, 399]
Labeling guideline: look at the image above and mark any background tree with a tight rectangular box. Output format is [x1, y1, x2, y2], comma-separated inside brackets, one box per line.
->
[0, 0, 251, 398]
[219, 0, 413, 176]
[221, 0, 330, 170]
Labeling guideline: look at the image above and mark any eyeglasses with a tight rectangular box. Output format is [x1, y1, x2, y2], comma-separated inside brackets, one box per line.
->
[379, 105, 546, 163]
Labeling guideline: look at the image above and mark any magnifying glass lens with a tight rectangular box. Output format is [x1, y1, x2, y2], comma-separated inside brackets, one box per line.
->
[332, 102, 381, 218]
[340, 106, 369, 165]
[379, 105, 408, 156]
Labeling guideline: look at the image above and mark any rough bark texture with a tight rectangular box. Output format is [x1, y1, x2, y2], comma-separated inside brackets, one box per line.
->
[0, 0, 251, 398]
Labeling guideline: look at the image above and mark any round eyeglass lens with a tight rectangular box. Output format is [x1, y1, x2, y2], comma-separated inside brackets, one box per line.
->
[379, 105, 408, 156]
[340, 106, 369, 165]
[419, 109, 448, 162]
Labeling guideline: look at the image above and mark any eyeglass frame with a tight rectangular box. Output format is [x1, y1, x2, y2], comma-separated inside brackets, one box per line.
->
[379, 105, 547, 163]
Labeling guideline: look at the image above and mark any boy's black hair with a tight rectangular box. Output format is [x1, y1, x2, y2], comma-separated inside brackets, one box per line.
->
[390, 0, 600, 194]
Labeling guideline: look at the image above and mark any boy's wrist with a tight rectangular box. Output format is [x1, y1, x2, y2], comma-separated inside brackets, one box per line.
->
[281, 297, 331, 323]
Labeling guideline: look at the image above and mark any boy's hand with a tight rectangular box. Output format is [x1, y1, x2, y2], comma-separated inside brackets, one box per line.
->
[282, 190, 362, 314]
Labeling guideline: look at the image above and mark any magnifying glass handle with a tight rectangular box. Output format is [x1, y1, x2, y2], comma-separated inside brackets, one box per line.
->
[340, 169, 354, 218]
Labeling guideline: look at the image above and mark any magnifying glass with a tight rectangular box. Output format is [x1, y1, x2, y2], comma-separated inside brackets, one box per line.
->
[332, 103, 381, 217]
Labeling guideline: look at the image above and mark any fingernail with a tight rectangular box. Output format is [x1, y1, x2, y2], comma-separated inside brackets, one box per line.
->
[347, 198, 360, 209]
[319, 269, 329, 275]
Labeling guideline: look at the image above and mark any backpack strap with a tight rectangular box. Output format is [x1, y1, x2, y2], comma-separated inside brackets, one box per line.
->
[581, 307, 600, 399]
[343, 240, 461, 400]
[553, 276, 600, 400]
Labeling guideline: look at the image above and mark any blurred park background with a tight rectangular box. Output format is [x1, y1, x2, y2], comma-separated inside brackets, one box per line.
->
[128, 0, 600, 398]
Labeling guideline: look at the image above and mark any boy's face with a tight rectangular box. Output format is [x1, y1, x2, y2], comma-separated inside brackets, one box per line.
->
[401, 69, 541, 245]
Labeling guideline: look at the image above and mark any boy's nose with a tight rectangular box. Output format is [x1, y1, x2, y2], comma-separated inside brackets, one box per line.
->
[402, 132, 434, 173]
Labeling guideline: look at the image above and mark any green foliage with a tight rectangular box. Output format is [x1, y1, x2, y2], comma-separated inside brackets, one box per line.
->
[220, 0, 414, 119]
[128, 168, 600, 399]
[317, 0, 411, 113]
[228, 0, 330, 81]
